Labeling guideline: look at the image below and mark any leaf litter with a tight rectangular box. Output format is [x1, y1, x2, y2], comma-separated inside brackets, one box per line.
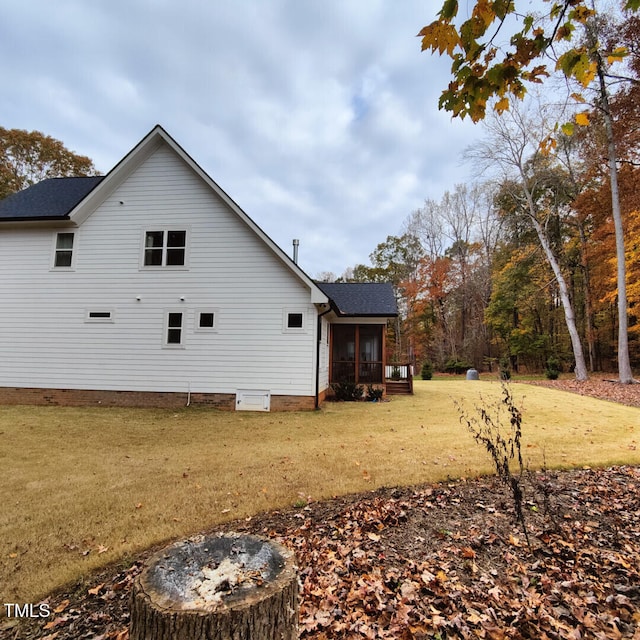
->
[5, 465, 640, 639]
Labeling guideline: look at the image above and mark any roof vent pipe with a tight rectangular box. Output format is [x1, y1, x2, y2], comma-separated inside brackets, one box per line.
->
[292, 239, 299, 264]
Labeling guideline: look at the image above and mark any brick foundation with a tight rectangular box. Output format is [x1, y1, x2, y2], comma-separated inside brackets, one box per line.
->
[0, 387, 320, 411]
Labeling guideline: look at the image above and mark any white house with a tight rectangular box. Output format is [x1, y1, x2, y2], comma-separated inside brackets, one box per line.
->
[0, 126, 398, 410]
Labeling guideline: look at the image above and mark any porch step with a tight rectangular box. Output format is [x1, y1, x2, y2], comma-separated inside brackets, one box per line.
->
[386, 381, 413, 395]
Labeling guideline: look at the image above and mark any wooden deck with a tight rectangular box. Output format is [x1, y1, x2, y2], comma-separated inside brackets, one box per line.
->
[385, 364, 413, 395]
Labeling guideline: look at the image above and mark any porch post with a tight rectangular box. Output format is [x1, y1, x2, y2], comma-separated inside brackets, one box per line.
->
[382, 322, 387, 391]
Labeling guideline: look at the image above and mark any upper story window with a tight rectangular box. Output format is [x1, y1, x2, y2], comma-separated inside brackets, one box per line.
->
[53, 232, 75, 268]
[144, 230, 187, 267]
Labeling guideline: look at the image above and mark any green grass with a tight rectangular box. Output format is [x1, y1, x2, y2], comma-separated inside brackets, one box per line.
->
[1, 380, 639, 603]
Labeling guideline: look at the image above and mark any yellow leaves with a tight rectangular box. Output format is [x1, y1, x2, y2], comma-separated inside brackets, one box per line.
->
[419, 21, 461, 56]
[493, 96, 510, 114]
[436, 569, 449, 582]
[569, 4, 596, 23]
[539, 135, 557, 156]
[607, 46, 628, 65]
[556, 50, 596, 87]
[559, 110, 591, 138]
[472, 0, 496, 29]
[575, 111, 590, 126]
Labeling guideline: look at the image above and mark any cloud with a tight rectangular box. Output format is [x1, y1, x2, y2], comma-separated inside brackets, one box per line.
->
[0, 0, 482, 277]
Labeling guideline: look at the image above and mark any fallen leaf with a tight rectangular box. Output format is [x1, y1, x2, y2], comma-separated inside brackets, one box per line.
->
[44, 616, 67, 630]
[53, 600, 70, 614]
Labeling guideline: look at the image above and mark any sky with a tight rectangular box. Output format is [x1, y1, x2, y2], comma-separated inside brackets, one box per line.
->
[1, 0, 486, 279]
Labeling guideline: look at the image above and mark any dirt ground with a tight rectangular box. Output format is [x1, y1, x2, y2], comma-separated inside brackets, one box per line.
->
[2, 377, 639, 640]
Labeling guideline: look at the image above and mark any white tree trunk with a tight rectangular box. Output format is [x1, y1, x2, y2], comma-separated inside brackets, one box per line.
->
[525, 193, 589, 381]
[596, 56, 634, 384]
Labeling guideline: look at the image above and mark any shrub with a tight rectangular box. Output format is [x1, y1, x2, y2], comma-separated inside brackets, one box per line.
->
[421, 361, 433, 380]
[331, 381, 364, 401]
[443, 358, 472, 375]
[366, 385, 384, 402]
[545, 356, 560, 380]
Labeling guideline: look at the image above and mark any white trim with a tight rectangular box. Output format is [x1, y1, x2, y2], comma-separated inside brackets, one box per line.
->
[283, 308, 307, 333]
[85, 309, 115, 323]
[50, 231, 76, 270]
[140, 226, 191, 270]
[195, 308, 218, 332]
[163, 309, 186, 348]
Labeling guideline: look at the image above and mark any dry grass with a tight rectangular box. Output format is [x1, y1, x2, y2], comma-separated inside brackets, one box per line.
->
[1, 380, 639, 603]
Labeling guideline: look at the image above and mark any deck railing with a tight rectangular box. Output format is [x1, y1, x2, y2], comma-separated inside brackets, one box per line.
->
[385, 363, 414, 393]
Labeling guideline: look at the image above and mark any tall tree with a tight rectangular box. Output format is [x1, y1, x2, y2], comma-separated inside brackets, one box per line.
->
[0, 127, 97, 199]
[419, 0, 638, 382]
[469, 102, 589, 380]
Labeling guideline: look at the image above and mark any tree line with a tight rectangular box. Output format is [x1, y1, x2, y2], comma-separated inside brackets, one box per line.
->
[325, 3, 639, 381]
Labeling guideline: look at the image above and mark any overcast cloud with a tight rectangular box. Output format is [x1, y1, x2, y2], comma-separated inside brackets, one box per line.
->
[1, 0, 483, 277]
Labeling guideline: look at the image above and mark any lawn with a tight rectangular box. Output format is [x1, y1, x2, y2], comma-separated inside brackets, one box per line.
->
[1, 379, 639, 605]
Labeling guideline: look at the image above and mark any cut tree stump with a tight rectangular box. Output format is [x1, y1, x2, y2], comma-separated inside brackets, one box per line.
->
[129, 532, 298, 640]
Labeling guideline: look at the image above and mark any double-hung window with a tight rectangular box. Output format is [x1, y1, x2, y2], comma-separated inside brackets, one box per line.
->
[164, 311, 184, 347]
[53, 232, 75, 268]
[144, 230, 187, 267]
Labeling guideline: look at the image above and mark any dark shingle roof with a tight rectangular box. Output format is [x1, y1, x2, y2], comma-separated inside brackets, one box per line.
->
[0, 176, 104, 221]
[316, 282, 398, 317]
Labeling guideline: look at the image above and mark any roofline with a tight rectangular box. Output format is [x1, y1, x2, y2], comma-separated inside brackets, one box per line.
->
[0, 215, 70, 222]
[67, 125, 328, 305]
[330, 308, 398, 318]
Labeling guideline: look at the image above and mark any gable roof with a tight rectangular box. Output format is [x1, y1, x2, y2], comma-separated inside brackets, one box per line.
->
[316, 282, 398, 317]
[0, 125, 329, 305]
[0, 176, 104, 221]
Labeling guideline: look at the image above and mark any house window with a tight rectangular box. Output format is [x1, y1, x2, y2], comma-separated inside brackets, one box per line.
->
[144, 230, 187, 267]
[54, 232, 75, 268]
[199, 312, 215, 328]
[283, 309, 306, 332]
[165, 311, 184, 347]
[195, 309, 218, 332]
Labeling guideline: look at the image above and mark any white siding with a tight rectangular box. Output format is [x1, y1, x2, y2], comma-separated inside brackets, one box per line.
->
[318, 316, 330, 393]
[0, 145, 320, 397]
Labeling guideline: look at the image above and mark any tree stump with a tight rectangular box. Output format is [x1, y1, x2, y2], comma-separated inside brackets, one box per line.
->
[129, 533, 298, 640]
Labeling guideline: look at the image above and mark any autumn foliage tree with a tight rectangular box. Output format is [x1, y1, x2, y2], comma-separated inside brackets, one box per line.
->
[419, 0, 639, 382]
[0, 127, 97, 199]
